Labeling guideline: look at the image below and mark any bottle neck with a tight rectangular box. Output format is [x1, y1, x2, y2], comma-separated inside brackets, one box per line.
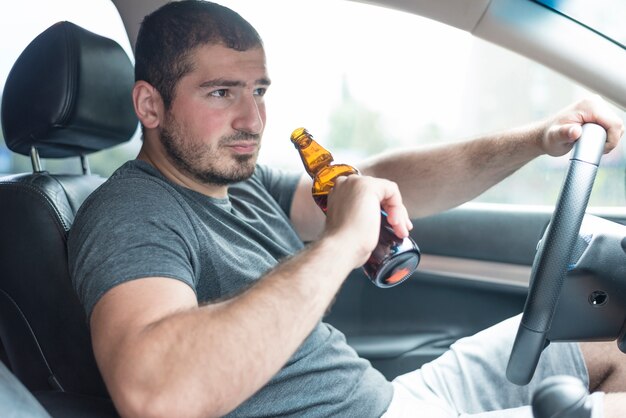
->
[290, 127, 358, 208]
[295, 140, 334, 178]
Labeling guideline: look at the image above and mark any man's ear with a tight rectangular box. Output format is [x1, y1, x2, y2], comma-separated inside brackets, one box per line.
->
[133, 81, 164, 129]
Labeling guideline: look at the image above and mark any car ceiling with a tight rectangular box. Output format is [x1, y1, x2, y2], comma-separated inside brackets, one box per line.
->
[110, 0, 626, 110]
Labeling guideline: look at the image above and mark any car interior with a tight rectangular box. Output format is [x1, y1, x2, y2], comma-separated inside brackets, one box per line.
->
[1, 0, 625, 417]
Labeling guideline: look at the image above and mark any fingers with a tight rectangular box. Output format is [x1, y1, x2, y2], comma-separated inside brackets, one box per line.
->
[342, 175, 412, 239]
[378, 181, 413, 239]
[329, 175, 412, 241]
[546, 96, 624, 156]
[573, 96, 624, 153]
[560, 124, 582, 143]
[602, 117, 624, 154]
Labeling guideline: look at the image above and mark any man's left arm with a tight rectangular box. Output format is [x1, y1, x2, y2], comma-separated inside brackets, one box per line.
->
[360, 96, 623, 218]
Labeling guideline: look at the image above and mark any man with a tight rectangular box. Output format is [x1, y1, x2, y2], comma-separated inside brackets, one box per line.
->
[68, 1, 626, 417]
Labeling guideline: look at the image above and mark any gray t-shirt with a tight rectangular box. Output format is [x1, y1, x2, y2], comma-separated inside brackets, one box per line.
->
[68, 160, 393, 417]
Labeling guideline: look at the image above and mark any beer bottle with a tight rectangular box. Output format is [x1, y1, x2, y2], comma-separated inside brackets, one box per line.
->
[290, 127, 420, 288]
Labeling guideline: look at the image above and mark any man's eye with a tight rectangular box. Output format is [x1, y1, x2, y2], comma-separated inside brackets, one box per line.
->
[210, 89, 228, 98]
[254, 88, 267, 97]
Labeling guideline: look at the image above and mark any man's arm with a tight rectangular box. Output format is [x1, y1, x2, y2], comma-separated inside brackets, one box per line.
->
[90, 175, 409, 418]
[360, 96, 623, 218]
[360, 122, 546, 218]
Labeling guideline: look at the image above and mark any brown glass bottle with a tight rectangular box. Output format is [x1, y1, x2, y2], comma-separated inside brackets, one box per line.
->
[290, 127, 420, 288]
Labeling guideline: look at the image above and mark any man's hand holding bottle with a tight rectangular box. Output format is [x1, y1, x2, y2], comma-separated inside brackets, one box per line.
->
[323, 175, 413, 268]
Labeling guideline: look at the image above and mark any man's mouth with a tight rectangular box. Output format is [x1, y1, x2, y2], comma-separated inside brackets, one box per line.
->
[226, 142, 258, 154]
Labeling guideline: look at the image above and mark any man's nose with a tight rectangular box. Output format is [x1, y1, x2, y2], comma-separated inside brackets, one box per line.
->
[233, 95, 264, 135]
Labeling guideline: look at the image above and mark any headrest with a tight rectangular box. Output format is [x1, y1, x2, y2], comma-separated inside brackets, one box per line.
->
[1, 21, 138, 158]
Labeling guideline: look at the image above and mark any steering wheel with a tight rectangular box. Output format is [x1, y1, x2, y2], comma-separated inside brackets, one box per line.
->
[506, 123, 607, 386]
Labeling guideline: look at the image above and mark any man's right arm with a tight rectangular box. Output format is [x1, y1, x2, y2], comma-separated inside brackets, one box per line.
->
[90, 175, 409, 418]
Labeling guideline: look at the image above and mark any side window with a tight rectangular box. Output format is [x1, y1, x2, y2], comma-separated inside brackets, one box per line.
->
[452, 40, 626, 207]
[225, 0, 626, 208]
[3, 0, 624, 208]
[0, 0, 140, 176]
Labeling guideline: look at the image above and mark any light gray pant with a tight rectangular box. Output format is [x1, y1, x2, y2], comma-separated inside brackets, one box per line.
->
[382, 315, 604, 417]
[0, 361, 50, 417]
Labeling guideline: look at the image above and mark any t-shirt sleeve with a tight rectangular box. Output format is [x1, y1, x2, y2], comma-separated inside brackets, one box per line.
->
[255, 165, 302, 217]
[68, 177, 199, 321]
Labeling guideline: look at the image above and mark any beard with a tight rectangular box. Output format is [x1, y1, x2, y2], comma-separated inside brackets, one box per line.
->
[158, 114, 259, 186]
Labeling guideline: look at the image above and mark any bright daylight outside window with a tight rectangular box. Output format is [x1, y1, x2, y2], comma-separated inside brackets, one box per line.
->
[1, 0, 624, 207]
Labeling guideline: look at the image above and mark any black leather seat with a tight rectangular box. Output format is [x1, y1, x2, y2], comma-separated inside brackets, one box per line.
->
[0, 21, 137, 416]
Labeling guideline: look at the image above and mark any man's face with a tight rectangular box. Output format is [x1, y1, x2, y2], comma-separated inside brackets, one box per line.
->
[158, 43, 270, 186]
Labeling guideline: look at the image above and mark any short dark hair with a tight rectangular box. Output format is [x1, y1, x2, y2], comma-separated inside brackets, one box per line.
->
[135, 0, 263, 109]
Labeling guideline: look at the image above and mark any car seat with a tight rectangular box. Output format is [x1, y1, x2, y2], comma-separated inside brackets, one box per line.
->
[0, 21, 137, 416]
